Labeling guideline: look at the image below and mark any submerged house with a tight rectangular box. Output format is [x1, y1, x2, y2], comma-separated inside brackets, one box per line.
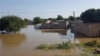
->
[73, 20, 100, 37]
[40, 20, 68, 29]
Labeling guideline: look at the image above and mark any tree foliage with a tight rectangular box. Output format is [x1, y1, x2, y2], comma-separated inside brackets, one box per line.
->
[0, 15, 26, 33]
[56, 15, 63, 20]
[67, 16, 75, 21]
[48, 18, 56, 21]
[33, 17, 43, 24]
[24, 18, 28, 22]
[80, 8, 100, 23]
[48, 18, 53, 20]
[24, 18, 29, 24]
[75, 17, 80, 20]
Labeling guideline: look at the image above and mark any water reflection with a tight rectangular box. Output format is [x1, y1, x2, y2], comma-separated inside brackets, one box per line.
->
[40, 29, 67, 35]
[75, 32, 100, 43]
[0, 25, 100, 56]
[40, 29, 80, 44]
[77, 37, 100, 43]
[0, 33, 26, 48]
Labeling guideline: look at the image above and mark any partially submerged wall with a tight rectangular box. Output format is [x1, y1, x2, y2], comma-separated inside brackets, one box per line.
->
[74, 23, 90, 36]
[74, 23, 100, 37]
[41, 21, 67, 29]
[89, 23, 100, 36]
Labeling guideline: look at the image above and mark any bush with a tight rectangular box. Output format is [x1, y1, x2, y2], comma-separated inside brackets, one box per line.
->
[33, 17, 43, 24]
[36, 44, 48, 49]
[56, 42, 72, 49]
[0, 15, 26, 33]
[84, 40, 97, 47]
[36, 42, 73, 50]
[81, 9, 100, 23]
[97, 44, 100, 48]
[48, 44, 58, 49]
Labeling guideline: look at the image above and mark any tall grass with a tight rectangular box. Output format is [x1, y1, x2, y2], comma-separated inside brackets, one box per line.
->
[36, 42, 73, 50]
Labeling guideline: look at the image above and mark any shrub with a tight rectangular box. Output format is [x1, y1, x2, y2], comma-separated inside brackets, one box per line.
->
[84, 40, 97, 47]
[48, 44, 58, 49]
[0, 15, 26, 33]
[36, 44, 48, 49]
[97, 44, 100, 48]
[56, 42, 72, 49]
[36, 42, 73, 50]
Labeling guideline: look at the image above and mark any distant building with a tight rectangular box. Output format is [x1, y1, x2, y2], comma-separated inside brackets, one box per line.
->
[40, 20, 68, 29]
[73, 21, 100, 37]
[27, 20, 34, 25]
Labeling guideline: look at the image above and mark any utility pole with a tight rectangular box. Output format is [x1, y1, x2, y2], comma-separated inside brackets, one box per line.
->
[73, 11, 76, 56]
[73, 11, 75, 18]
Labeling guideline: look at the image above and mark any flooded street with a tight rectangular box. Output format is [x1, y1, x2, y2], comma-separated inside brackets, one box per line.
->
[0, 25, 100, 56]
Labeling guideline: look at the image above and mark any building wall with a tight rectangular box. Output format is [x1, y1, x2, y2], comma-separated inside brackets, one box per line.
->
[89, 23, 100, 36]
[40, 21, 67, 29]
[58, 21, 67, 29]
[74, 23, 90, 36]
[74, 23, 100, 36]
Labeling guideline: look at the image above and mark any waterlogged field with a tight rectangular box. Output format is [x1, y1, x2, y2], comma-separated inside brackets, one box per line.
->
[0, 25, 100, 56]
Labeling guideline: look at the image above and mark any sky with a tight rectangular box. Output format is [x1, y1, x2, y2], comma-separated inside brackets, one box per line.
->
[0, 0, 100, 19]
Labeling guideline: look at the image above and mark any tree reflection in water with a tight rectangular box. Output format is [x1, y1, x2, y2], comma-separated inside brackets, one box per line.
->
[0, 33, 26, 48]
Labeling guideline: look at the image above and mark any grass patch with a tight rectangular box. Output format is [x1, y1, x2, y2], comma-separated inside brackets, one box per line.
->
[36, 42, 73, 50]
[94, 54, 100, 56]
[83, 40, 100, 48]
[97, 44, 100, 48]
[80, 53, 89, 56]
[36, 44, 48, 49]
[56, 42, 72, 49]
[84, 40, 97, 47]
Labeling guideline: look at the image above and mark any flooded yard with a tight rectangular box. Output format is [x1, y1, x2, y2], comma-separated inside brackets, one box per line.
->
[0, 25, 100, 56]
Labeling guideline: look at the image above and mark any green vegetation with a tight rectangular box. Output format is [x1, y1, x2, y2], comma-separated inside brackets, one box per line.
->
[24, 18, 28, 22]
[56, 15, 63, 20]
[36, 44, 48, 49]
[84, 40, 97, 47]
[67, 16, 75, 21]
[48, 18, 53, 20]
[75, 17, 80, 20]
[56, 42, 72, 49]
[83, 40, 100, 48]
[0, 15, 26, 33]
[81, 8, 100, 23]
[94, 54, 100, 56]
[33, 17, 43, 24]
[97, 44, 100, 48]
[48, 18, 57, 21]
[36, 42, 73, 50]
[80, 53, 89, 56]
[24, 18, 30, 25]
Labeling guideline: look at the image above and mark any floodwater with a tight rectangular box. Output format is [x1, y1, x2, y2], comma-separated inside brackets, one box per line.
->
[0, 25, 100, 56]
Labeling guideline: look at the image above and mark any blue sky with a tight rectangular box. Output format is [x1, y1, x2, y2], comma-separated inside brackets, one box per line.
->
[0, 0, 100, 19]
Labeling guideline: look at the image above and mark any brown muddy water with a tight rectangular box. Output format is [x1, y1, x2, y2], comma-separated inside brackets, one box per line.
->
[0, 25, 100, 56]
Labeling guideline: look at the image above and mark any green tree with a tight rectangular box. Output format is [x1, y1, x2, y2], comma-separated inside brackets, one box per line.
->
[56, 15, 63, 20]
[67, 16, 75, 21]
[80, 8, 100, 23]
[75, 17, 80, 20]
[48, 18, 56, 21]
[33, 17, 43, 24]
[24, 18, 29, 24]
[48, 18, 53, 20]
[24, 18, 28, 22]
[65, 18, 69, 21]
[0, 15, 26, 33]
